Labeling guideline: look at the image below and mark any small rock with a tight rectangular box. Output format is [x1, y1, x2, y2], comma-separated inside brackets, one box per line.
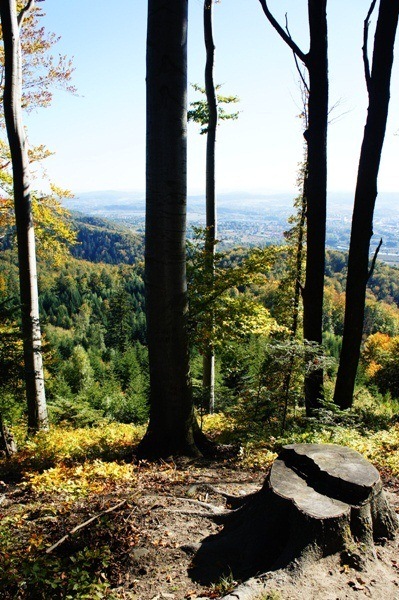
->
[131, 547, 150, 560]
[348, 580, 364, 590]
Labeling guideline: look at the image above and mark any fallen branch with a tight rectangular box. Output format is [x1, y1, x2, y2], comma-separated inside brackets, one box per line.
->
[176, 497, 226, 513]
[46, 499, 127, 554]
[186, 482, 246, 505]
[163, 504, 244, 525]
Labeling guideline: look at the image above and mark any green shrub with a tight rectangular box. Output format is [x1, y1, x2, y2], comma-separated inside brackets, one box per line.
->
[48, 396, 105, 427]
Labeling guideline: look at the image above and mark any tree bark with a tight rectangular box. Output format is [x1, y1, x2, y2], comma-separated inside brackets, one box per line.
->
[202, 0, 217, 414]
[190, 444, 398, 586]
[0, 0, 48, 433]
[259, 0, 328, 415]
[334, 0, 399, 410]
[302, 0, 328, 414]
[137, 0, 201, 458]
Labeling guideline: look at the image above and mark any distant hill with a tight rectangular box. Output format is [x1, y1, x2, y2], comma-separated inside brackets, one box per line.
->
[65, 189, 399, 220]
[70, 214, 144, 266]
[64, 190, 294, 221]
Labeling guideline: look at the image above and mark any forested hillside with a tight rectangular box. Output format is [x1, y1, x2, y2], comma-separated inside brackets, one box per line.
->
[2, 223, 399, 433]
[70, 215, 144, 265]
[0, 247, 148, 427]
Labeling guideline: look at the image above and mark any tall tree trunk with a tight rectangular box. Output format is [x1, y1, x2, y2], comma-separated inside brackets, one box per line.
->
[334, 0, 399, 410]
[302, 0, 328, 414]
[202, 0, 217, 414]
[137, 0, 201, 458]
[259, 0, 328, 415]
[0, 0, 48, 433]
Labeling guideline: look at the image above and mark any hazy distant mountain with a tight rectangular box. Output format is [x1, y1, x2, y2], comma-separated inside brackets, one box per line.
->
[65, 189, 399, 220]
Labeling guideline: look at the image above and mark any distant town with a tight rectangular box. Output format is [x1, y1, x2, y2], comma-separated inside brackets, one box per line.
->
[66, 190, 399, 266]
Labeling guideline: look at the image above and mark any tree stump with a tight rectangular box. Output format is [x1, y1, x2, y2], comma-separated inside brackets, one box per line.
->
[189, 443, 398, 585]
[0, 414, 17, 458]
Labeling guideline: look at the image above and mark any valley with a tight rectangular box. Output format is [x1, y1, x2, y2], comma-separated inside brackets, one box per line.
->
[66, 190, 399, 263]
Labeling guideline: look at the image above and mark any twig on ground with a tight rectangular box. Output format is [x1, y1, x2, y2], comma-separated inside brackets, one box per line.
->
[46, 499, 127, 554]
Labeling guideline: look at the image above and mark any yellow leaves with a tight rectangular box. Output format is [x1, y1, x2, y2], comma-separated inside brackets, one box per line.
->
[0, 187, 77, 264]
[362, 332, 396, 379]
[21, 423, 144, 464]
[0, 274, 6, 295]
[211, 295, 285, 345]
[366, 360, 382, 378]
[0, 195, 14, 229]
[188, 232, 282, 350]
[27, 144, 54, 163]
[49, 183, 73, 199]
[364, 332, 392, 359]
[238, 444, 278, 470]
[0, 135, 76, 263]
[202, 412, 236, 435]
[11, 424, 145, 499]
[32, 192, 77, 264]
[26, 460, 136, 499]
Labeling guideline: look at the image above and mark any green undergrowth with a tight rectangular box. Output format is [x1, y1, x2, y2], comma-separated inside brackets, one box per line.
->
[0, 394, 398, 598]
[0, 424, 148, 599]
[0, 422, 145, 482]
[202, 392, 399, 475]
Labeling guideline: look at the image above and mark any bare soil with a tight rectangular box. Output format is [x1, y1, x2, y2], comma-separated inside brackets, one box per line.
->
[1, 458, 398, 600]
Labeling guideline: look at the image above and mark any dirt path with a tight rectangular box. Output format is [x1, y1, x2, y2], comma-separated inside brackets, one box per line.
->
[1, 460, 398, 599]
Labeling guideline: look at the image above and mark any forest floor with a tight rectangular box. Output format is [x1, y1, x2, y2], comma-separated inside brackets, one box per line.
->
[1, 444, 399, 600]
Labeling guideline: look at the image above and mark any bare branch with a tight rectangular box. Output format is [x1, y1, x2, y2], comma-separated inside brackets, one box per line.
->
[285, 13, 310, 98]
[258, 0, 307, 65]
[293, 52, 310, 97]
[363, 0, 378, 94]
[328, 98, 352, 126]
[46, 500, 127, 554]
[367, 238, 383, 282]
[17, 0, 35, 28]
[163, 507, 241, 524]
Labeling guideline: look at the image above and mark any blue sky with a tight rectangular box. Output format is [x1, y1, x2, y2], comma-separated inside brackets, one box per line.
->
[24, 0, 399, 197]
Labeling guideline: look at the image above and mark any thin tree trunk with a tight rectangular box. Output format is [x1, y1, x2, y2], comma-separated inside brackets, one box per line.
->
[281, 184, 307, 432]
[302, 0, 328, 414]
[0, 0, 48, 433]
[137, 0, 201, 458]
[292, 175, 307, 341]
[0, 413, 17, 457]
[334, 0, 399, 410]
[202, 0, 217, 414]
